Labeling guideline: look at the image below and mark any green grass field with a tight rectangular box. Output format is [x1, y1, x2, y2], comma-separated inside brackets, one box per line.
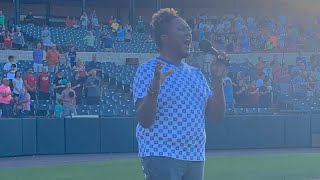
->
[1, 153, 320, 180]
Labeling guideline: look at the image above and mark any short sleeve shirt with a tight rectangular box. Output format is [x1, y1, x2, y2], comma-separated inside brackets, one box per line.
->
[133, 57, 212, 161]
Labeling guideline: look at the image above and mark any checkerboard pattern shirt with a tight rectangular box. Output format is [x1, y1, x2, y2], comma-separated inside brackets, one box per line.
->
[133, 57, 212, 161]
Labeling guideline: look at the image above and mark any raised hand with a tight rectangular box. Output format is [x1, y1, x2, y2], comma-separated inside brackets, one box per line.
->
[151, 61, 175, 92]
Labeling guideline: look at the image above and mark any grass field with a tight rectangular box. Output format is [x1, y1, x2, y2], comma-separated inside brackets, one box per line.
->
[1, 153, 320, 180]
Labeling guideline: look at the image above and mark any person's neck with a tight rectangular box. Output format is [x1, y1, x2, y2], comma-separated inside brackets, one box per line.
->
[159, 50, 182, 65]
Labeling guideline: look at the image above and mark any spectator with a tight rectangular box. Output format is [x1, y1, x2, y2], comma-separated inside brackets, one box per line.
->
[0, 78, 12, 117]
[80, 12, 89, 30]
[256, 74, 264, 88]
[83, 31, 95, 52]
[234, 79, 248, 107]
[101, 32, 114, 52]
[263, 62, 273, 83]
[68, 46, 77, 67]
[248, 80, 259, 107]
[255, 57, 266, 77]
[14, 88, 31, 117]
[24, 67, 37, 100]
[117, 25, 125, 41]
[108, 16, 115, 26]
[54, 99, 63, 118]
[85, 69, 101, 105]
[0, 24, 4, 49]
[46, 44, 60, 74]
[292, 70, 306, 98]
[71, 72, 86, 105]
[41, 26, 52, 49]
[37, 67, 50, 100]
[60, 82, 77, 116]
[71, 17, 79, 29]
[3, 56, 17, 87]
[33, 43, 44, 74]
[224, 79, 234, 109]
[3, 31, 12, 49]
[136, 16, 145, 33]
[12, 27, 25, 50]
[25, 12, 34, 25]
[111, 19, 119, 37]
[0, 11, 4, 30]
[124, 23, 132, 42]
[53, 69, 68, 99]
[259, 79, 272, 108]
[72, 59, 87, 78]
[90, 11, 99, 30]
[12, 71, 23, 97]
[65, 16, 73, 27]
[87, 54, 102, 77]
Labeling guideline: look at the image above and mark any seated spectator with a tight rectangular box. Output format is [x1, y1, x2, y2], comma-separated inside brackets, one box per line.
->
[124, 24, 132, 42]
[12, 27, 25, 50]
[25, 12, 34, 24]
[41, 26, 52, 49]
[3, 55, 17, 89]
[224, 79, 234, 109]
[37, 67, 50, 100]
[0, 24, 4, 49]
[13, 88, 31, 117]
[71, 72, 86, 105]
[248, 80, 259, 107]
[117, 25, 125, 41]
[60, 82, 77, 117]
[12, 71, 23, 97]
[24, 68, 37, 100]
[46, 44, 60, 74]
[33, 43, 44, 74]
[85, 69, 101, 105]
[136, 16, 145, 33]
[259, 79, 272, 108]
[0, 78, 12, 117]
[53, 69, 68, 99]
[3, 31, 12, 49]
[54, 99, 63, 118]
[83, 31, 95, 52]
[68, 46, 77, 67]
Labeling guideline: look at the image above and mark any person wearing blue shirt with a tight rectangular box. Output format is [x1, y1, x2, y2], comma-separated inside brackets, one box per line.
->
[33, 43, 44, 74]
[68, 46, 77, 67]
[133, 8, 226, 180]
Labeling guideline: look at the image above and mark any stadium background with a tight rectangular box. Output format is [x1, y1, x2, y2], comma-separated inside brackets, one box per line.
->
[1, 0, 320, 179]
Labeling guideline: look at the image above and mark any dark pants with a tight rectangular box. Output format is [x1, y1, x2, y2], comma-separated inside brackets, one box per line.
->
[18, 110, 29, 118]
[12, 43, 22, 50]
[39, 92, 50, 100]
[142, 156, 204, 180]
[28, 91, 36, 100]
[0, 103, 12, 118]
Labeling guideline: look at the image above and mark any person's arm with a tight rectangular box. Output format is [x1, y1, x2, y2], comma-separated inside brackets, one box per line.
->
[135, 62, 174, 128]
[20, 93, 30, 104]
[206, 61, 226, 121]
[13, 80, 18, 92]
[24, 79, 32, 91]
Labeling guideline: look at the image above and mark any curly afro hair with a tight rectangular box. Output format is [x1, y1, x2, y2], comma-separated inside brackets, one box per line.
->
[150, 8, 179, 49]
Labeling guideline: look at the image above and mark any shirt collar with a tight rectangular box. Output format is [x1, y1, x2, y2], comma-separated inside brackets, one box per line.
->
[156, 57, 184, 67]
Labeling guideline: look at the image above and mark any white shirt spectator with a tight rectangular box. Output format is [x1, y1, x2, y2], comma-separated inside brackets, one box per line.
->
[3, 62, 17, 80]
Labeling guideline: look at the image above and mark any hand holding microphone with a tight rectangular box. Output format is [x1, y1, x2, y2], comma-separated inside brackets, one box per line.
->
[199, 39, 230, 66]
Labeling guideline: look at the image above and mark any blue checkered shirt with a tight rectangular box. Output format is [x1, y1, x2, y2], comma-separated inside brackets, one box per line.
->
[133, 57, 212, 161]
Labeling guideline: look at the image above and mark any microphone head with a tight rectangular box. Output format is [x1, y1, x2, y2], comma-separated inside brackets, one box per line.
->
[198, 39, 212, 53]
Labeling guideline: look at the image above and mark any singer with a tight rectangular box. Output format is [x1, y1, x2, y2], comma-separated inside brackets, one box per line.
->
[133, 8, 226, 180]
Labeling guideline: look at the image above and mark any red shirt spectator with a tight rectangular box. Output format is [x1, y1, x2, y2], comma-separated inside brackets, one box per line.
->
[38, 72, 50, 93]
[3, 31, 12, 48]
[0, 79, 12, 105]
[24, 68, 37, 99]
[46, 45, 60, 66]
[248, 81, 259, 107]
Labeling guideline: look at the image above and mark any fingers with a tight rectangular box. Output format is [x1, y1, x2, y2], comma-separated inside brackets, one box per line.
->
[154, 61, 164, 78]
[163, 69, 175, 77]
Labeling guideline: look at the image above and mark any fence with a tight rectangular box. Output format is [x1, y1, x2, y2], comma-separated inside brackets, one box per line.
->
[1, 114, 319, 157]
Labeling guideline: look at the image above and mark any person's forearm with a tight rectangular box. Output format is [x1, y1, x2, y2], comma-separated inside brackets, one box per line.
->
[206, 79, 225, 121]
[136, 92, 158, 128]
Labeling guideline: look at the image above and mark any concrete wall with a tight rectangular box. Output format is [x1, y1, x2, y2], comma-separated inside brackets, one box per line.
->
[0, 50, 316, 65]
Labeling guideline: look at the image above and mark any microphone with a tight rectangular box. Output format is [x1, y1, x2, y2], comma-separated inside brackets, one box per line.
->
[199, 39, 230, 66]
